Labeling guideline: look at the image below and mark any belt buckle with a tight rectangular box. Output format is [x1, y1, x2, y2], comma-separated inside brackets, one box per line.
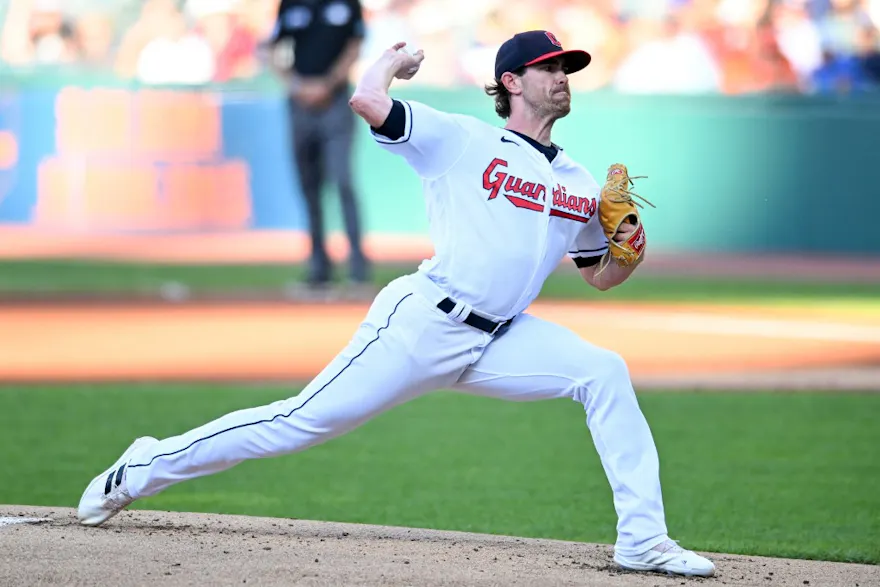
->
[491, 318, 511, 336]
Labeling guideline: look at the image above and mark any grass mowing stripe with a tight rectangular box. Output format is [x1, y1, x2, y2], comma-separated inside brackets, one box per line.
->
[0, 385, 877, 564]
[2, 260, 880, 304]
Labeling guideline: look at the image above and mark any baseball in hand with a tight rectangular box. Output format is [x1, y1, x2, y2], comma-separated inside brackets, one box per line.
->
[402, 48, 421, 74]
[401, 48, 421, 75]
[389, 42, 423, 79]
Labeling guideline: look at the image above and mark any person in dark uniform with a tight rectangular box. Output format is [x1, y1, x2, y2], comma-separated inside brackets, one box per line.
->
[269, 0, 370, 287]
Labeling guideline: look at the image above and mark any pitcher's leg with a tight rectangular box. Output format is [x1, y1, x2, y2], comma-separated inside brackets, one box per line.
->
[453, 314, 668, 556]
[126, 290, 423, 500]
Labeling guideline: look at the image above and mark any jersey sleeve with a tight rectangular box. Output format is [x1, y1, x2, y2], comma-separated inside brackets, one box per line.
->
[568, 219, 609, 268]
[370, 99, 470, 179]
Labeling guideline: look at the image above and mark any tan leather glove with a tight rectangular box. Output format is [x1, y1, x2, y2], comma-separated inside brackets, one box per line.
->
[597, 163, 654, 271]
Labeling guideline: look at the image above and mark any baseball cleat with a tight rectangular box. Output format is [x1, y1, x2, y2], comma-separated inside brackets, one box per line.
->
[614, 539, 716, 577]
[77, 436, 158, 527]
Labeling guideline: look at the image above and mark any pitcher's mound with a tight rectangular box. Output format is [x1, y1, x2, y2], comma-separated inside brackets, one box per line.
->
[0, 506, 876, 586]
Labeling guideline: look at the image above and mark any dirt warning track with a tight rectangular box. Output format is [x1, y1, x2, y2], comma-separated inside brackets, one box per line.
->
[1, 300, 879, 389]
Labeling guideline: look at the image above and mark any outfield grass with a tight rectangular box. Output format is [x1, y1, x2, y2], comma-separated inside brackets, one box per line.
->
[2, 259, 880, 305]
[1, 385, 877, 564]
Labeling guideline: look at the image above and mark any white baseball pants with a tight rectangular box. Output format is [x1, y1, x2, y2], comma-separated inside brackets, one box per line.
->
[125, 272, 669, 556]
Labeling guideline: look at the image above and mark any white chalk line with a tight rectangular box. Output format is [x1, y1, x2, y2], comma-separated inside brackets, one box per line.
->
[0, 517, 51, 528]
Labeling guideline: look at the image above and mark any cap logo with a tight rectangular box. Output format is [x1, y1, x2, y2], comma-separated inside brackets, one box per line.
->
[544, 31, 562, 48]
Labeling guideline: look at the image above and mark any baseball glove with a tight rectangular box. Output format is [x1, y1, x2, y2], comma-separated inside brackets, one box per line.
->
[596, 163, 654, 273]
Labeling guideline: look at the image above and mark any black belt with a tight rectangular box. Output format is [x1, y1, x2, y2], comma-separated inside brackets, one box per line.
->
[437, 297, 514, 336]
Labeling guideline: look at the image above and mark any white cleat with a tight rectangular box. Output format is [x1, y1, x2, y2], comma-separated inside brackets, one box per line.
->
[614, 539, 716, 577]
[77, 436, 158, 527]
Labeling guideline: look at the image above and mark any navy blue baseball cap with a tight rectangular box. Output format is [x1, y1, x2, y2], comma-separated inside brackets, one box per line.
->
[494, 30, 592, 81]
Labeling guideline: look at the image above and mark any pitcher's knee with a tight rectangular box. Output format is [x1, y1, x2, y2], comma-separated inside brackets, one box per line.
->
[579, 347, 631, 380]
[571, 349, 633, 403]
[600, 350, 631, 381]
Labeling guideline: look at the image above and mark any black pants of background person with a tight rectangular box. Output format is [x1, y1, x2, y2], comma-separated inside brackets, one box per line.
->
[864, 51, 880, 87]
[289, 86, 369, 286]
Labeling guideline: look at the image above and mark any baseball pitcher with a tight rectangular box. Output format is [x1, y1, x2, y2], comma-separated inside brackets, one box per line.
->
[77, 30, 715, 578]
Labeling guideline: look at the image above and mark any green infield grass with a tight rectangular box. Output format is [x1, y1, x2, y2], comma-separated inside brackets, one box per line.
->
[1, 384, 877, 564]
[2, 259, 880, 306]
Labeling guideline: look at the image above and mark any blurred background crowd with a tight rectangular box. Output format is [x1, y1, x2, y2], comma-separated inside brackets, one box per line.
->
[1, 0, 878, 95]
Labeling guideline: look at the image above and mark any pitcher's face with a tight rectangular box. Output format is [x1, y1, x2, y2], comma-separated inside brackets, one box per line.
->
[520, 58, 571, 120]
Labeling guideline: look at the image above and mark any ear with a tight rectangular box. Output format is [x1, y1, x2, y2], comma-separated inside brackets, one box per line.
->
[501, 71, 523, 95]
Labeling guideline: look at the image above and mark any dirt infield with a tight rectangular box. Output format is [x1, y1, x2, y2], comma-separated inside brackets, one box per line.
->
[1, 506, 877, 587]
[2, 299, 879, 389]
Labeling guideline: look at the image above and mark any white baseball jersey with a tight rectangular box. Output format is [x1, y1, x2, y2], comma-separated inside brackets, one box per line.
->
[371, 99, 608, 320]
[121, 97, 670, 562]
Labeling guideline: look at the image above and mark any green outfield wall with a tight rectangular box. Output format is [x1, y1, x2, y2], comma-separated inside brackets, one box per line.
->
[1, 69, 877, 255]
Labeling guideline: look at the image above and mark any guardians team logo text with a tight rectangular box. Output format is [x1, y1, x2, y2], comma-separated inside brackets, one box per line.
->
[482, 158, 597, 223]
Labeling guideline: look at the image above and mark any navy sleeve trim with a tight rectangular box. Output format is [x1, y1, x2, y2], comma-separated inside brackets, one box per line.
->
[371, 99, 406, 141]
[573, 255, 603, 268]
[568, 247, 607, 255]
